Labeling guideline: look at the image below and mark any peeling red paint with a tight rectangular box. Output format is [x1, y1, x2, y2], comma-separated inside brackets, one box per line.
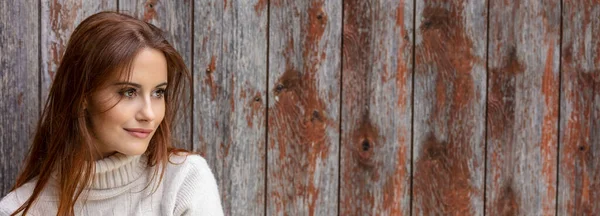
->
[488, 0, 562, 214]
[203, 56, 219, 101]
[396, 46, 409, 111]
[540, 43, 558, 215]
[413, 2, 481, 215]
[413, 133, 475, 215]
[302, 1, 327, 60]
[245, 91, 262, 128]
[340, 1, 411, 215]
[268, 1, 333, 215]
[395, 0, 405, 27]
[382, 136, 407, 215]
[143, 0, 159, 22]
[48, 0, 81, 81]
[565, 69, 600, 215]
[270, 66, 330, 215]
[220, 141, 230, 158]
[381, 63, 389, 83]
[494, 181, 520, 215]
[197, 134, 207, 156]
[17, 93, 23, 105]
[486, 38, 524, 216]
[385, 3, 410, 214]
[240, 86, 247, 99]
[488, 46, 523, 140]
[351, 115, 379, 171]
[254, 0, 268, 16]
[559, 1, 600, 214]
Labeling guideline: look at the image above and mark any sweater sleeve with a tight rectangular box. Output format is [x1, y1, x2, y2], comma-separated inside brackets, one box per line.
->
[173, 156, 224, 216]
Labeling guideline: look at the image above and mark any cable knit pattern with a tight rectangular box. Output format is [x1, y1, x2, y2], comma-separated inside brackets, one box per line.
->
[0, 153, 223, 216]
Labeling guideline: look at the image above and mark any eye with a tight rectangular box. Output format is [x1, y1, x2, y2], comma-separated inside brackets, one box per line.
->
[119, 88, 137, 98]
[153, 89, 166, 99]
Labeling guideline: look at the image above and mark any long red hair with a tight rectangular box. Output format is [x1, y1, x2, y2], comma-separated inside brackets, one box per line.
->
[11, 11, 191, 215]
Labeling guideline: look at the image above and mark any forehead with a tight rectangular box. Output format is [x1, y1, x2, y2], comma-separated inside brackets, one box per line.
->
[114, 48, 168, 85]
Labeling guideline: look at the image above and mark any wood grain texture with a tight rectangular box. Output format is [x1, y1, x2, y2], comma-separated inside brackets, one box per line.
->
[267, 0, 341, 215]
[0, 0, 39, 197]
[119, 0, 193, 150]
[339, 0, 413, 215]
[412, 0, 487, 215]
[558, 0, 600, 215]
[41, 0, 116, 104]
[192, 0, 267, 215]
[486, 0, 560, 215]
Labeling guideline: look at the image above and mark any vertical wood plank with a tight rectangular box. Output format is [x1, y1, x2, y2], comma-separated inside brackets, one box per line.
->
[486, 0, 560, 215]
[558, 0, 600, 215]
[0, 0, 39, 197]
[41, 1, 116, 104]
[267, 0, 341, 215]
[119, 0, 193, 150]
[193, 0, 267, 215]
[340, 1, 413, 215]
[412, 0, 487, 215]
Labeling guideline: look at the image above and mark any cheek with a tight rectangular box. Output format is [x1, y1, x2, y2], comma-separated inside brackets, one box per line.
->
[153, 101, 166, 122]
[89, 103, 132, 133]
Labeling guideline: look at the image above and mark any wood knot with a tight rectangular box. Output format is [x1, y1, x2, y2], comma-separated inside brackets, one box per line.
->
[424, 134, 447, 160]
[148, 3, 153, 8]
[253, 96, 261, 102]
[427, 144, 446, 160]
[422, 20, 432, 29]
[275, 84, 285, 93]
[362, 139, 370, 151]
[275, 69, 301, 94]
[311, 110, 321, 122]
[206, 68, 212, 74]
[579, 145, 586, 151]
[317, 13, 323, 20]
[355, 138, 374, 168]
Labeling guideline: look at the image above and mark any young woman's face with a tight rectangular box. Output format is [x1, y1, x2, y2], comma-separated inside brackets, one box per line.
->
[87, 48, 168, 158]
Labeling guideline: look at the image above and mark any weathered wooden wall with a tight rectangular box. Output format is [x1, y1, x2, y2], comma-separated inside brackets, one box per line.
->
[0, 0, 39, 197]
[487, 0, 561, 215]
[558, 0, 600, 215]
[413, 0, 487, 215]
[1, 0, 599, 215]
[341, 0, 412, 215]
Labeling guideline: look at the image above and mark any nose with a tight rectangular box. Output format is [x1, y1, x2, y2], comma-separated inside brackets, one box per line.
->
[137, 97, 155, 122]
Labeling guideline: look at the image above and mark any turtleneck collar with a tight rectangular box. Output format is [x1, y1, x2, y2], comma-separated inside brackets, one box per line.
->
[90, 153, 147, 189]
[49, 153, 148, 190]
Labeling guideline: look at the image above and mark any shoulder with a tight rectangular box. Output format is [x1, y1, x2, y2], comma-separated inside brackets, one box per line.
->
[0, 190, 21, 215]
[161, 153, 218, 191]
[0, 181, 39, 215]
[163, 153, 223, 215]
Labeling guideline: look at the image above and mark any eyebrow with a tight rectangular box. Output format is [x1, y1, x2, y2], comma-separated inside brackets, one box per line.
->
[113, 82, 168, 88]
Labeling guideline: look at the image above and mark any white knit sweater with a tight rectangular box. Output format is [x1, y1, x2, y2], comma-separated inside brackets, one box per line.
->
[0, 153, 223, 216]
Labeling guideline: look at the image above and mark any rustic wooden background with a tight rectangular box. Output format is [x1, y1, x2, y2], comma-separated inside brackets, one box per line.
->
[1, 0, 598, 215]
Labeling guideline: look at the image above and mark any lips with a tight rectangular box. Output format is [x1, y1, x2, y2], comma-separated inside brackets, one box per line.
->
[124, 128, 153, 139]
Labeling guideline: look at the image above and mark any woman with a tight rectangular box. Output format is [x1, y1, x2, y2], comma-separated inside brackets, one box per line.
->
[0, 11, 223, 215]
